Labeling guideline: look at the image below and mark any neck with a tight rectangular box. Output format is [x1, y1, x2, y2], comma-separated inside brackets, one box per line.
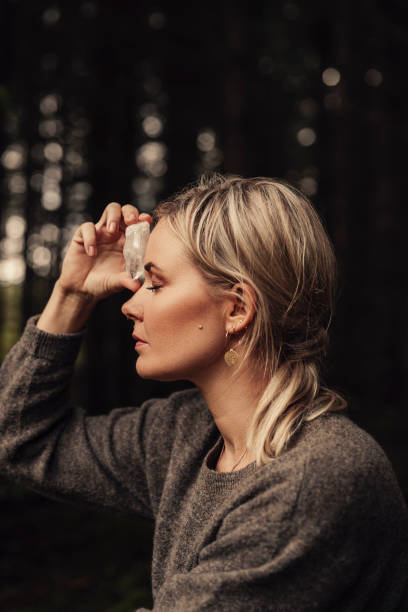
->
[219, 441, 249, 471]
[192, 359, 267, 466]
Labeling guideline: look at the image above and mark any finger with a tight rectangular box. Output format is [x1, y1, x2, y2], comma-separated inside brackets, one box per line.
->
[107, 272, 142, 295]
[73, 222, 97, 256]
[119, 211, 153, 232]
[121, 204, 140, 226]
[95, 202, 122, 233]
[119, 272, 142, 293]
[81, 222, 98, 256]
[94, 204, 109, 229]
[139, 212, 153, 224]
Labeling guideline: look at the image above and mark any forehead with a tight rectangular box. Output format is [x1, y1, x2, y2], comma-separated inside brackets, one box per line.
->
[144, 218, 189, 272]
[145, 218, 222, 301]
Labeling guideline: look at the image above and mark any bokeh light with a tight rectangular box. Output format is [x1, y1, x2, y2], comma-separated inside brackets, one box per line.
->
[135, 142, 167, 177]
[41, 223, 60, 243]
[142, 115, 164, 138]
[67, 181, 92, 211]
[148, 12, 166, 29]
[44, 164, 63, 182]
[0, 214, 27, 285]
[197, 129, 216, 152]
[132, 177, 152, 196]
[42, 190, 62, 211]
[39, 119, 63, 138]
[42, 6, 60, 26]
[1, 145, 25, 170]
[6, 215, 26, 239]
[0, 237, 24, 257]
[0, 257, 26, 285]
[322, 67, 341, 87]
[39, 94, 59, 115]
[29, 245, 52, 276]
[66, 150, 84, 168]
[299, 176, 318, 196]
[196, 128, 223, 172]
[44, 142, 63, 162]
[365, 68, 383, 87]
[297, 127, 316, 146]
[8, 173, 27, 195]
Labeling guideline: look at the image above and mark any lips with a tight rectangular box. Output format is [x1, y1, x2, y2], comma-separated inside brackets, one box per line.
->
[132, 333, 148, 343]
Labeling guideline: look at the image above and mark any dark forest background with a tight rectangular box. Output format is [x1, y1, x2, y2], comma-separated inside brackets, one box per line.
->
[0, 1, 407, 610]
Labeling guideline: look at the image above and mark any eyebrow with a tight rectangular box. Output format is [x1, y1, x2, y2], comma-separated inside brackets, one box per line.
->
[144, 262, 164, 273]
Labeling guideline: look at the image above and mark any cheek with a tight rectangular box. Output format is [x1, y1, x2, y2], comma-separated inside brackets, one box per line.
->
[145, 290, 219, 343]
[137, 289, 225, 380]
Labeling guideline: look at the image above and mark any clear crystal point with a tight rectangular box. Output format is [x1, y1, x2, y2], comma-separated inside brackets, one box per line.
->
[123, 221, 151, 281]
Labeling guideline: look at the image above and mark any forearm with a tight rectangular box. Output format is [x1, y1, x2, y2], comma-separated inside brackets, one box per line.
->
[37, 280, 97, 334]
[0, 318, 106, 506]
[0, 315, 83, 480]
[0, 317, 155, 517]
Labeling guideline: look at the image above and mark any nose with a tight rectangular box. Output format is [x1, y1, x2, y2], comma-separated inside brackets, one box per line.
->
[121, 292, 143, 322]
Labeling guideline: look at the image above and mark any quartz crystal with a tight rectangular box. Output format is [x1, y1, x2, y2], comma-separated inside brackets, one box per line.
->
[123, 221, 151, 281]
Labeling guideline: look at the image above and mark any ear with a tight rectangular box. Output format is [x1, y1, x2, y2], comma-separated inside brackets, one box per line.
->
[224, 282, 257, 333]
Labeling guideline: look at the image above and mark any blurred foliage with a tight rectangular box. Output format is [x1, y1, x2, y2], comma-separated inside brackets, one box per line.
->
[1, 0, 408, 609]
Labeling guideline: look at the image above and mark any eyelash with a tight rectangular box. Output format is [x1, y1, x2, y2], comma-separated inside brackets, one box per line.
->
[146, 285, 161, 292]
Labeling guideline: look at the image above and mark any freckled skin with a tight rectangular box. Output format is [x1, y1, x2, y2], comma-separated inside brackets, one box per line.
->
[121, 219, 228, 384]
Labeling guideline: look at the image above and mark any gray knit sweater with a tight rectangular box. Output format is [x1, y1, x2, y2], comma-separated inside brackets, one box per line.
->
[1, 316, 408, 611]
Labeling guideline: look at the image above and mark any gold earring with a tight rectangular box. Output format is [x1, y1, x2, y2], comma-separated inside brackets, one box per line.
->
[224, 327, 238, 367]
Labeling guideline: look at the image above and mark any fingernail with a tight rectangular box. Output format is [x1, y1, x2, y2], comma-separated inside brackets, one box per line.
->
[88, 246, 95, 256]
[109, 221, 117, 233]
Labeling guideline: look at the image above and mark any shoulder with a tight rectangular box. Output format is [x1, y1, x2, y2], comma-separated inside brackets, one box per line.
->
[232, 414, 408, 605]
[298, 412, 400, 489]
[290, 412, 408, 530]
[247, 412, 408, 527]
[241, 412, 408, 559]
[254, 411, 398, 486]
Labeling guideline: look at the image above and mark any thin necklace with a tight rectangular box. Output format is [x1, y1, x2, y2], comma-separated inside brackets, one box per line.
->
[220, 441, 248, 471]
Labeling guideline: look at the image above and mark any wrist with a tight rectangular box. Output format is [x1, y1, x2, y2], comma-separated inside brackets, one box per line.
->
[53, 279, 98, 308]
[37, 281, 98, 334]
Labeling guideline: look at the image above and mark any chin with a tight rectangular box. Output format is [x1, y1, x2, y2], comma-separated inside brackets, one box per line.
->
[135, 358, 186, 383]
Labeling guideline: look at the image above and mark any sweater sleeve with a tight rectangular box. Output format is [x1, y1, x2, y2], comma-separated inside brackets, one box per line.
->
[151, 448, 408, 611]
[0, 315, 168, 520]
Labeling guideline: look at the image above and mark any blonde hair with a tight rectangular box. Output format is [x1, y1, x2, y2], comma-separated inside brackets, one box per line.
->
[153, 173, 347, 466]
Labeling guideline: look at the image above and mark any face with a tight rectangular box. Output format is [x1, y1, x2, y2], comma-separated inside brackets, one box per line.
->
[121, 218, 228, 383]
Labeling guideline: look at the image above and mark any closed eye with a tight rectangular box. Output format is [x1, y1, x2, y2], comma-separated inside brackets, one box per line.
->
[146, 285, 161, 292]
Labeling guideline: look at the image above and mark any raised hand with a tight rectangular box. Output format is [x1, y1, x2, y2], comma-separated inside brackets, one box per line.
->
[59, 202, 153, 300]
[37, 202, 153, 334]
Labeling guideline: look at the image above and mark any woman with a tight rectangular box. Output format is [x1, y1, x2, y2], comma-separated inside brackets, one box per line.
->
[1, 173, 407, 611]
